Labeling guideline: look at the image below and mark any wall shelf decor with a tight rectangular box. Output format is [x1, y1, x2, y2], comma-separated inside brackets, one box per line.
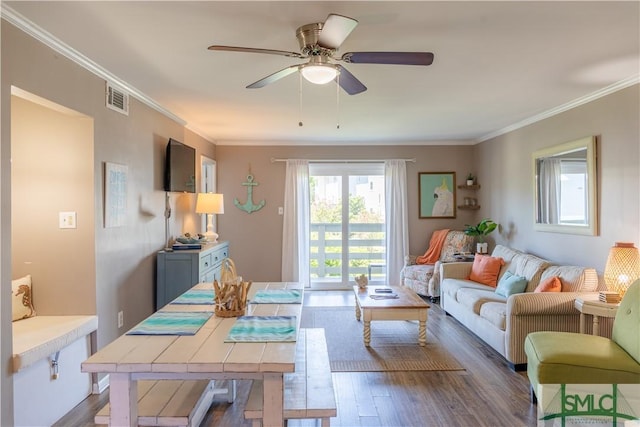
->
[457, 183, 480, 210]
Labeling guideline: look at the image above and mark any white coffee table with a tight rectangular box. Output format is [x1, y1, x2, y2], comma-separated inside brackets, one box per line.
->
[353, 285, 430, 346]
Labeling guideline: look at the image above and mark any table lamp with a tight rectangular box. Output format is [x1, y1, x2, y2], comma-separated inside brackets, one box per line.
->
[603, 242, 640, 298]
[195, 193, 224, 242]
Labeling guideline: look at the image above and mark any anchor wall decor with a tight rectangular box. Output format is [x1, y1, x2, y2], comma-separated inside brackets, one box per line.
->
[234, 173, 265, 214]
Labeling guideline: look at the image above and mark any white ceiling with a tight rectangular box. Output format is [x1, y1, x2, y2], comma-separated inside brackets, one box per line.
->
[4, 1, 639, 145]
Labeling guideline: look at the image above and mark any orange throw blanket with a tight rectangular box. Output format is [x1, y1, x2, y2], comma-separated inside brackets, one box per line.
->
[416, 229, 450, 265]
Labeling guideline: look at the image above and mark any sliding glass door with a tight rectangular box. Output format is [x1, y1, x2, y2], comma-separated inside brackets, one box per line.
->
[309, 163, 385, 289]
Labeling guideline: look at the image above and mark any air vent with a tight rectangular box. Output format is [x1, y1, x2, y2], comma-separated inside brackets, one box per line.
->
[106, 82, 129, 115]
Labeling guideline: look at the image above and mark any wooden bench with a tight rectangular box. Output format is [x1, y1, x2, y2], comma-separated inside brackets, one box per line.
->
[244, 328, 337, 427]
[95, 379, 234, 427]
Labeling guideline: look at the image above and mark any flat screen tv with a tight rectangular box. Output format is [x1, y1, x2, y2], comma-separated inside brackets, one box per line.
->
[164, 138, 196, 193]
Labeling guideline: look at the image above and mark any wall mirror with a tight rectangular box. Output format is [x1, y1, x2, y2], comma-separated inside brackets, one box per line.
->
[533, 136, 598, 235]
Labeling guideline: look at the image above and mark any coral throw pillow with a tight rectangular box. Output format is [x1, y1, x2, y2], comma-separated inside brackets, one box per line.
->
[534, 276, 562, 293]
[468, 254, 505, 287]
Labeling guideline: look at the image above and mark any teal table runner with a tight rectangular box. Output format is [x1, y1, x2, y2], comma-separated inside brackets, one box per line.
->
[171, 289, 215, 305]
[251, 289, 302, 304]
[126, 311, 212, 335]
[225, 316, 297, 342]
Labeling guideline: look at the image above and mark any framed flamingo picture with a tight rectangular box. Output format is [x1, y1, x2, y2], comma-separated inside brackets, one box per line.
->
[418, 172, 456, 218]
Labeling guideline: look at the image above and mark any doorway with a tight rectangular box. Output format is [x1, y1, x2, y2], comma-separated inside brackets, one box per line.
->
[309, 163, 386, 289]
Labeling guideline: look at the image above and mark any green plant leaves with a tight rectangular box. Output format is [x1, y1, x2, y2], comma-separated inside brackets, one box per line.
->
[463, 219, 497, 242]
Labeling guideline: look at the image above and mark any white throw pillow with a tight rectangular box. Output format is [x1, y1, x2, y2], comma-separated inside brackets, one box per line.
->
[11, 275, 36, 321]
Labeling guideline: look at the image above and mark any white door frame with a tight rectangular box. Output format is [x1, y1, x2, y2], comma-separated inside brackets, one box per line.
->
[200, 155, 216, 233]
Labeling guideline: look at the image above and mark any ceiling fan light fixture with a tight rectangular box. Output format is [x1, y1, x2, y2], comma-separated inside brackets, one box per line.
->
[300, 64, 338, 85]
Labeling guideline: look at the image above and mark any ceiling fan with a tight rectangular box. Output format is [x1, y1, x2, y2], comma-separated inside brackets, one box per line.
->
[208, 14, 434, 95]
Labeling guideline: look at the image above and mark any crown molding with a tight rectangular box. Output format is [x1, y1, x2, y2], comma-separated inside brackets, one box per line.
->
[1, 5, 186, 126]
[477, 74, 640, 143]
[214, 139, 473, 146]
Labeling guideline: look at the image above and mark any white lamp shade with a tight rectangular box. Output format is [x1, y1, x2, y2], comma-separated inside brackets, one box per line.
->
[300, 65, 338, 85]
[604, 242, 640, 296]
[195, 193, 224, 214]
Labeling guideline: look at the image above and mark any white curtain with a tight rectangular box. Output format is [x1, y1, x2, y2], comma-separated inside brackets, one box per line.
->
[281, 160, 310, 286]
[539, 158, 562, 224]
[384, 160, 409, 286]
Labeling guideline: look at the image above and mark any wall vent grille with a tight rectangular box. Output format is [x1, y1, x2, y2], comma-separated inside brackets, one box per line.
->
[106, 82, 129, 115]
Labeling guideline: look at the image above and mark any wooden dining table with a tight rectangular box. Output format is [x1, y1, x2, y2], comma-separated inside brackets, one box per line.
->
[82, 281, 303, 426]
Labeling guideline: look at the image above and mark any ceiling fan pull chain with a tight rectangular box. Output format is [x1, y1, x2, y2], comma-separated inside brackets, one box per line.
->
[336, 73, 340, 129]
[298, 72, 304, 127]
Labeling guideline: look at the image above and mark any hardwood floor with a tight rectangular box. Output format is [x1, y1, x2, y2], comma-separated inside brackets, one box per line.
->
[54, 290, 538, 427]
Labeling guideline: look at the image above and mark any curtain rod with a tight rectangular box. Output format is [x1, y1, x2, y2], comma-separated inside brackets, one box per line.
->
[270, 157, 416, 163]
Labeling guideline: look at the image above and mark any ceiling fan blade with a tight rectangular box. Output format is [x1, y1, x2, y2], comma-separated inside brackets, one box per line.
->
[208, 45, 305, 59]
[341, 51, 434, 66]
[335, 65, 367, 95]
[318, 14, 358, 49]
[246, 65, 301, 89]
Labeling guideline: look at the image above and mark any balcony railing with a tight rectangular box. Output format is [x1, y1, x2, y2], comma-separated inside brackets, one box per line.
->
[310, 222, 385, 281]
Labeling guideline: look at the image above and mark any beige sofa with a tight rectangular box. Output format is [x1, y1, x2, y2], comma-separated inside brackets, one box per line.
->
[440, 245, 607, 370]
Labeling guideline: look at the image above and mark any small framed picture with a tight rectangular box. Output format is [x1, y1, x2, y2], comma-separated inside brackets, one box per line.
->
[418, 172, 456, 218]
[104, 162, 128, 227]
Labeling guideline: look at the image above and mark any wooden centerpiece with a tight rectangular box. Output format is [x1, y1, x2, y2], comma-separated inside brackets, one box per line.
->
[213, 279, 251, 317]
[213, 258, 252, 317]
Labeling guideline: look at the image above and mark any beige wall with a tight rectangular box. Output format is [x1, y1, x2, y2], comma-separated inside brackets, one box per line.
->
[216, 144, 477, 281]
[475, 84, 640, 273]
[11, 95, 96, 315]
[1, 22, 215, 423]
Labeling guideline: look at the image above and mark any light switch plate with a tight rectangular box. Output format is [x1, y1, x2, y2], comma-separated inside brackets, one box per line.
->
[59, 212, 77, 229]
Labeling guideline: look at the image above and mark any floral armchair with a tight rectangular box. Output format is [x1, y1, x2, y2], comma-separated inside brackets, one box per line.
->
[401, 230, 474, 300]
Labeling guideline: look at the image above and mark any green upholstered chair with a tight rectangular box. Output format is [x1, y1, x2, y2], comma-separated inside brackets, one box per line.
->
[524, 279, 640, 402]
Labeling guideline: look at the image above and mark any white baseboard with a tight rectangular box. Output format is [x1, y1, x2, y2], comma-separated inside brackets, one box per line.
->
[92, 375, 110, 394]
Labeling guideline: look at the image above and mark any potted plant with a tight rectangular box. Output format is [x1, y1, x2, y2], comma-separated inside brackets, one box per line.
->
[466, 173, 476, 186]
[464, 218, 498, 254]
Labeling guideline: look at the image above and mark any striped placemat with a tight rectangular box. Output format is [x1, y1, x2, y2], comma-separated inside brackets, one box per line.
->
[126, 311, 212, 335]
[170, 289, 215, 305]
[225, 315, 297, 342]
[251, 289, 302, 304]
